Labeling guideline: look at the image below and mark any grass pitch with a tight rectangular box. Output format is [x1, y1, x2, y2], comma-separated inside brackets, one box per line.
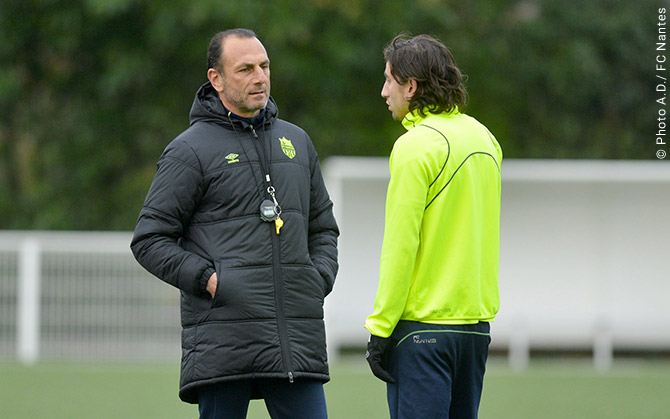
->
[1, 358, 669, 418]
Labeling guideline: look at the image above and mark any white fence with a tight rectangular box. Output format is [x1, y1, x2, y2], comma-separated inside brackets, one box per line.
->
[0, 232, 181, 364]
[1, 158, 669, 368]
[323, 158, 670, 369]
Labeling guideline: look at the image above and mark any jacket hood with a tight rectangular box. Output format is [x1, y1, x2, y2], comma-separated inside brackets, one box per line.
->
[189, 81, 278, 128]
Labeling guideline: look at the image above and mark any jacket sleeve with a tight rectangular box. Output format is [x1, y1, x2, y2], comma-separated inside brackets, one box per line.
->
[365, 136, 428, 338]
[306, 138, 339, 296]
[130, 140, 214, 296]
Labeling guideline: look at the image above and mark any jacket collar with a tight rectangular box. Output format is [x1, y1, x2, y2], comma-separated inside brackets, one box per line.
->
[225, 106, 266, 128]
[401, 107, 460, 131]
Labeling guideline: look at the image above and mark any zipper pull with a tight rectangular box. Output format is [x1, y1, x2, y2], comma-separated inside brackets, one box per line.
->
[251, 126, 258, 139]
[288, 372, 294, 383]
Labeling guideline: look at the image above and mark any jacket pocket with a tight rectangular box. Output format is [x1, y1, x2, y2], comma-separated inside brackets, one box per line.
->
[282, 264, 326, 319]
[209, 268, 222, 310]
[209, 262, 275, 319]
[209, 260, 231, 310]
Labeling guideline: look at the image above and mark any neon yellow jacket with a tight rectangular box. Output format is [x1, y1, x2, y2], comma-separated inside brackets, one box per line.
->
[365, 109, 502, 338]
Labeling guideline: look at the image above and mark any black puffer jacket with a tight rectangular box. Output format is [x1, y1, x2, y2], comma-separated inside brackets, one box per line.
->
[131, 82, 339, 403]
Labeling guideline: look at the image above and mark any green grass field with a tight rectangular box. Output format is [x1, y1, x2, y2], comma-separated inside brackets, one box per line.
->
[1, 358, 669, 418]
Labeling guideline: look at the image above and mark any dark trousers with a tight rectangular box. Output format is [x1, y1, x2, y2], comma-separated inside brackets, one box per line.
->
[197, 378, 327, 419]
[387, 321, 491, 419]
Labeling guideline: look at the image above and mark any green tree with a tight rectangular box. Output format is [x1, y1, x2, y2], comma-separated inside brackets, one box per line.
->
[0, 0, 659, 230]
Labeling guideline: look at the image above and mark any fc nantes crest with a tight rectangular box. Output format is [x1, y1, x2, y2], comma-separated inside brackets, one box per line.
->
[279, 137, 296, 159]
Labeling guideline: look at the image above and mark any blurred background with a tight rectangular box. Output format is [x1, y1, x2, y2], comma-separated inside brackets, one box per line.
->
[0, 0, 661, 230]
[1, 0, 669, 418]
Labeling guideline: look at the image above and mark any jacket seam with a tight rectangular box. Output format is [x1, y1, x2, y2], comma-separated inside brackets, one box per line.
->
[201, 157, 308, 177]
[182, 141, 205, 174]
[214, 264, 273, 270]
[284, 208, 308, 222]
[417, 124, 451, 188]
[182, 318, 276, 329]
[285, 316, 324, 321]
[140, 205, 181, 222]
[283, 263, 317, 268]
[161, 155, 201, 176]
[308, 201, 332, 220]
[485, 129, 499, 152]
[202, 163, 248, 177]
[425, 152, 498, 209]
[190, 214, 260, 226]
[189, 209, 306, 227]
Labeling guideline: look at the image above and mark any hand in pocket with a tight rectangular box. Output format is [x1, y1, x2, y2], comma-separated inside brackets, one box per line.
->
[207, 272, 218, 298]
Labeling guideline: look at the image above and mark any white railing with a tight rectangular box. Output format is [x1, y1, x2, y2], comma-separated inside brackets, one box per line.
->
[0, 231, 181, 364]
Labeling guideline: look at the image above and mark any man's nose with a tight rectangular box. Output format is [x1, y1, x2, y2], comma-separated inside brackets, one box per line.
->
[253, 67, 268, 83]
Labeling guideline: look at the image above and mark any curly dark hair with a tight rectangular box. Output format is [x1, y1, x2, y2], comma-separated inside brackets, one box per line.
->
[207, 28, 258, 72]
[384, 34, 468, 116]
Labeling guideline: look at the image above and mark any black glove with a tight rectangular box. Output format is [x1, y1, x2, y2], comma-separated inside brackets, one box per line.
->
[365, 334, 395, 383]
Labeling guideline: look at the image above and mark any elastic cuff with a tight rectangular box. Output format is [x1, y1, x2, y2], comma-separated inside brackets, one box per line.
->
[197, 266, 215, 295]
[316, 264, 334, 296]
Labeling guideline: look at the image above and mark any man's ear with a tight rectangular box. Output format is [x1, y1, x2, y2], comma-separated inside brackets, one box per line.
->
[406, 79, 418, 100]
[208, 68, 224, 93]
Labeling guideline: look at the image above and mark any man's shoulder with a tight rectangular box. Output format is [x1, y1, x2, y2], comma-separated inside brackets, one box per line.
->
[395, 118, 447, 149]
[419, 112, 501, 161]
[169, 121, 234, 149]
[273, 118, 309, 138]
[158, 122, 232, 168]
[413, 112, 492, 144]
